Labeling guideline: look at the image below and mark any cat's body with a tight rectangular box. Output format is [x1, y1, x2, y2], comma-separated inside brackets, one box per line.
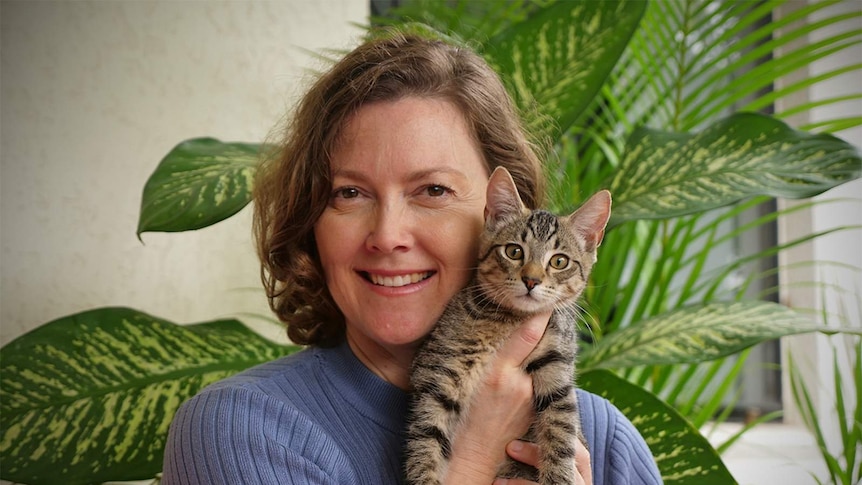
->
[404, 167, 611, 485]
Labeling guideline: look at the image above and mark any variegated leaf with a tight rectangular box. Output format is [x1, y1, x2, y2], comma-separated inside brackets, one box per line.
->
[0, 307, 298, 485]
[609, 112, 862, 226]
[485, 0, 645, 137]
[578, 301, 859, 371]
[580, 369, 736, 485]
[137, 138, 265, 236]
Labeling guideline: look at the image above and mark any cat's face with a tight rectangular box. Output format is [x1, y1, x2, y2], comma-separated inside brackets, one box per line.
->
[479, 210, 590, 313]
[477, 167, 611, 314]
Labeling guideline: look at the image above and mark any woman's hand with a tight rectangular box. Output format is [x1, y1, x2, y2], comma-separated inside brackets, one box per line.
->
[442, 311, 551, 484]
[493, 439, 593, 485]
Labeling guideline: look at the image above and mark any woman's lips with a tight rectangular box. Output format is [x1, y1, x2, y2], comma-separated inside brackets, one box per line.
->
[361, 271, 434, 287]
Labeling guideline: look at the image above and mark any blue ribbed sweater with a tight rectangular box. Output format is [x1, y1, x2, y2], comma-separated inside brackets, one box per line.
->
[162, 342, 662, 484]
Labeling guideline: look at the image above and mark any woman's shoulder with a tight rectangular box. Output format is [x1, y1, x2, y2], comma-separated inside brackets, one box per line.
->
[181, 344, 353, 420]
[170, 347, 325, 436]
[162, 343, 405, 484]
[162, 346, 359, 484]
[204, 346, 318, 392]
[575, 389, 664, 485]
[576, 388, 630, 430]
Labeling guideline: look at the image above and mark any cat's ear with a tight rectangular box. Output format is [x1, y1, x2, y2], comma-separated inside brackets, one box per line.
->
[485, 167, 527, 229]
[567, 190, 612, 252]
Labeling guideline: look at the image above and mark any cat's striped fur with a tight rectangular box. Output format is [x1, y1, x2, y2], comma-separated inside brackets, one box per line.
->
[404, 167, 611, 485]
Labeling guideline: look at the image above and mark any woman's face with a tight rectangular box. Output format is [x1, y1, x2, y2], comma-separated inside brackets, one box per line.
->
[314, 97, 489, 372]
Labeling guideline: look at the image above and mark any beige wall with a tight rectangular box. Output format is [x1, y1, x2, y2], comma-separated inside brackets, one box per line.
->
[0, 1, 368, 345]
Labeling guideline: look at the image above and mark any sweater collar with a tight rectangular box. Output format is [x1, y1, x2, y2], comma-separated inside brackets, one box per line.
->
[319, 341, 409, 434]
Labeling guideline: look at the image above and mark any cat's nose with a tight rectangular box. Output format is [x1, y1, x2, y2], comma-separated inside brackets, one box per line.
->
[522, 276, 541, 291]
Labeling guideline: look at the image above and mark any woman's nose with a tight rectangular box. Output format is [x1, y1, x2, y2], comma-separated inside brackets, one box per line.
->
[365, 204, 413, 253]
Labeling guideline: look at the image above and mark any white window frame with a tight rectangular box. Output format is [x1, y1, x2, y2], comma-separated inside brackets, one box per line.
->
[776, 0, 861, 456]
[704, 1, 861, 426]
[716, 2, 859, 481]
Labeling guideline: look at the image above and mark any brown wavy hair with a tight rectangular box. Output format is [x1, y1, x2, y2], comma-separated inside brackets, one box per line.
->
[253, 28, 546, 347]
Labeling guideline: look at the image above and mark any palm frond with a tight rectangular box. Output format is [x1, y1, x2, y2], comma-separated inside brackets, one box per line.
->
[598, 0, 861, 134]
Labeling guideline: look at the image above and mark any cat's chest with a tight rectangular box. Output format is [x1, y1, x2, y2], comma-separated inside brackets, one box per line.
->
[441, 294, 523, 343]
[466, 317, 522, 349]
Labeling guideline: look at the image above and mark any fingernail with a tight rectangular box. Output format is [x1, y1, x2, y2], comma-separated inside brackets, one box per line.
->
[510, 440, 524, 452]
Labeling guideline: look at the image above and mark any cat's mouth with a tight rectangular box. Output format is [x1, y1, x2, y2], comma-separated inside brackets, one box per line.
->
[361, 271, 435, 288]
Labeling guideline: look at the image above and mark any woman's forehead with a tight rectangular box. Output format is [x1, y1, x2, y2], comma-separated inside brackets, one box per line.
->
[329, 98, 485, 177]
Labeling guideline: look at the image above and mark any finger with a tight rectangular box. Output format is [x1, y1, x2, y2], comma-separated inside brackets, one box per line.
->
[505, 439, 539, 467]
[575, 439, 592, 485]
[504, 439, 593, 485]
[496, 311, 551, 368]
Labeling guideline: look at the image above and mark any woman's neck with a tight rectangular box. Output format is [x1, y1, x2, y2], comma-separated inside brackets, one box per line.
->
[345, 330, 416, 390]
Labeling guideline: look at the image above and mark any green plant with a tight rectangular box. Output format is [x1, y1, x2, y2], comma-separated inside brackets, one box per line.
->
[789, 336, 862, 485]
[2, 1, 860, 484]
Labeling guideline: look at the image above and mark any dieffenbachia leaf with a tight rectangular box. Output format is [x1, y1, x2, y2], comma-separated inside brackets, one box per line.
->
[485, 0, 645, 138]
[579, 369, 736, 485]
[0, 307, 299, 485]
[578, 300, 861, 371]
[608, 112, 862, 226]
[137, 138, 266, 237]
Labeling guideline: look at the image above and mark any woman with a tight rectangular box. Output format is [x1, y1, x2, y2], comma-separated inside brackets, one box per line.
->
[162, 29, 662, 485]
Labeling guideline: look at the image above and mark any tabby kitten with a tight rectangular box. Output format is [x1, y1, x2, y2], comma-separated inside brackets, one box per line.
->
[404, 166, 611, 485]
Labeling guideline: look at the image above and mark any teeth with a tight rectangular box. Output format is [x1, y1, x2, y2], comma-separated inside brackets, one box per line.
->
[369, 272, 431, 287]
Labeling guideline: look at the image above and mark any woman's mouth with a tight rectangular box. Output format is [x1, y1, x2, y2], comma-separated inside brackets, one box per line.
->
[362, 271, 434, 287]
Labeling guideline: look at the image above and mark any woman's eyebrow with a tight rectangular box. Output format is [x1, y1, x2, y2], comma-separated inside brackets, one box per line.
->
[331, 167, 469, 183]
[405, 167, 468, 183]
[329, 168, 369, 182]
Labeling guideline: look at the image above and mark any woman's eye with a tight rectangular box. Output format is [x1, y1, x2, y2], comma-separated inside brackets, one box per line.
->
[504, 244, 524, 260]
[549, 254, 570, 270]
[425, 185, 449, 197]
[334, 187, 360, 199]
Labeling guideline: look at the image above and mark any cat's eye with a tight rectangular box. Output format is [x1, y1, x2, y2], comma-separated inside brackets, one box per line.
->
[504, 244, 524, 260]
[549, 254, 569, 270]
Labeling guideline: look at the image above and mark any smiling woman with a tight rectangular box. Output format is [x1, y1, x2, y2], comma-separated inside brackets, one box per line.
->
[252, 29, 546, 350]
[160, 28, 661, 485]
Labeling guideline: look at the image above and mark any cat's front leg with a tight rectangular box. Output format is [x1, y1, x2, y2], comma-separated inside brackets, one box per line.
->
[525, 317, 580, 484]
[533, 385, 580, 485]
[404, 379, 462, 485]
